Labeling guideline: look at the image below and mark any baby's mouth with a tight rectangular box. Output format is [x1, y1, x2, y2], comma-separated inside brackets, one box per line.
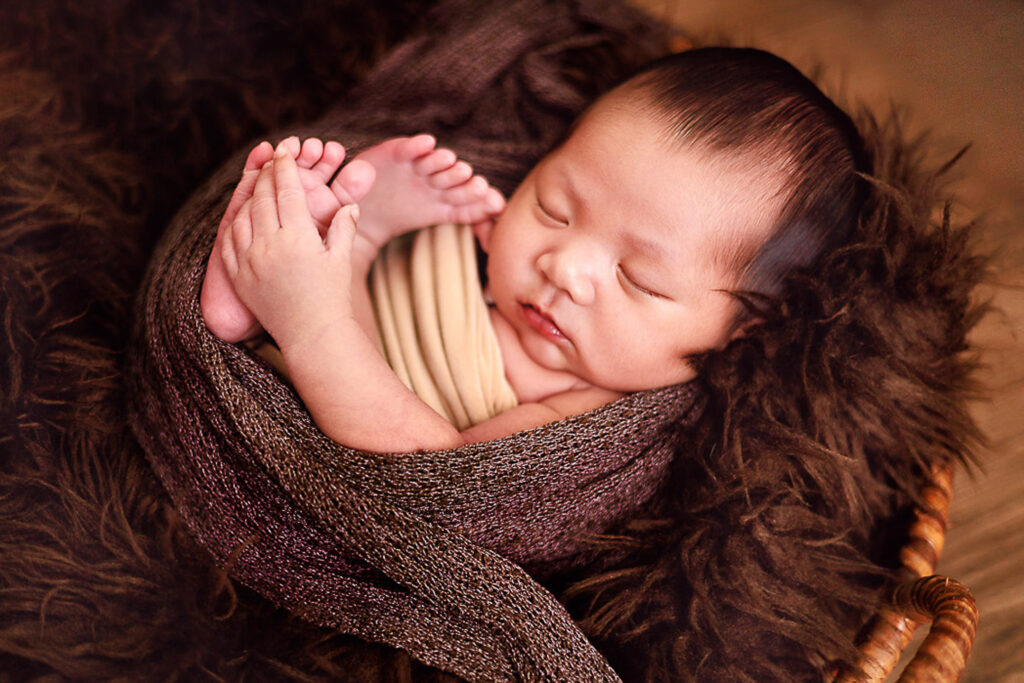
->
[521, 303, 568, 343]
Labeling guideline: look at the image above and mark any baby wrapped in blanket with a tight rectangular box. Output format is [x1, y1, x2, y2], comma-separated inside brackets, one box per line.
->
[200, 48, 866, 453]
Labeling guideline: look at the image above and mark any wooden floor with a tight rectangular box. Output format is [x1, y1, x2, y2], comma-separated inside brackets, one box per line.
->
[632, 1, 1024, 680]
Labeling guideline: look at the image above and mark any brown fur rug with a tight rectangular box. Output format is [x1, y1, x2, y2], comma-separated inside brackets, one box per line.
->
[0, 1, 984, 681]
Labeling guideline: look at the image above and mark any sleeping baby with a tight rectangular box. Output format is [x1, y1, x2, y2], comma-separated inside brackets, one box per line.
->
[200, 47, 865, 452]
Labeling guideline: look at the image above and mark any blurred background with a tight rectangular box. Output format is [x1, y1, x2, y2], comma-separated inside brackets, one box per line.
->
[633, 1, 1024, 680]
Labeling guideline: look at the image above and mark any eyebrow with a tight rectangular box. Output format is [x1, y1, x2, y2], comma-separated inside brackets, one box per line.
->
[553, 165, 581, 212]
[620, 230, 665, 260]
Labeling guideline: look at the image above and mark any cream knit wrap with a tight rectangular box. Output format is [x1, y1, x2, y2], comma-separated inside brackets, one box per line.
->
[371, 223, 518, 429]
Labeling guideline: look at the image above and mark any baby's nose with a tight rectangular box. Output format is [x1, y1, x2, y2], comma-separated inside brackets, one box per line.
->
[537, 243, 599, 305]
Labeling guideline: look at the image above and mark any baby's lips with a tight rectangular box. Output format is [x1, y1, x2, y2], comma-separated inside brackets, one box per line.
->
[523, 303, 568, 342]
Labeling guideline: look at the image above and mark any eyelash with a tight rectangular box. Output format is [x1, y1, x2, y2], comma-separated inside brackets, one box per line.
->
[618, 265, 664, 299]
[536, 198, 568, 226]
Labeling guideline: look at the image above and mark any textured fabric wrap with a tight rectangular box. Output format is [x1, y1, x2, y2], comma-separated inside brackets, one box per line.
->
[127, 1, 686, 680]
[371, 223, 518, 429]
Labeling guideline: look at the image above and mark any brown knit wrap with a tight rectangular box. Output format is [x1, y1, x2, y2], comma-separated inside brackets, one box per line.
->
[127, 1, 686, 680]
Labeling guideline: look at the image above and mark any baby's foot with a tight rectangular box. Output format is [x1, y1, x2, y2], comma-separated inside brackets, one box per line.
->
[201, 142, 276, 342]
[350, 134, 506, 250]
[292, 137, 375, 232]
[200, 136, 372, 343]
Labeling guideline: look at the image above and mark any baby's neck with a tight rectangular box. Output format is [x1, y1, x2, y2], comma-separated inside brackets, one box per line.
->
[488, 306, 591, 403]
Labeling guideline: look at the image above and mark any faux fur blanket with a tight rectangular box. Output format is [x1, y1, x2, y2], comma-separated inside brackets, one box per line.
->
[0, 0, 984, 681]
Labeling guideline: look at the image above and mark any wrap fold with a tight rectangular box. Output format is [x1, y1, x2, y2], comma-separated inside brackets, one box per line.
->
[372, 223, 518, 430]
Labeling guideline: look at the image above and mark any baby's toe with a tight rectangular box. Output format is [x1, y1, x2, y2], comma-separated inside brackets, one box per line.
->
[244, 141, 275, 171]
[440, 175, 488, 204]
[276, 136, 301, 159]
[449, 201, 496, 225]
[429, 161, 474, 190]
[311, 141, 347, 183]
[394, 133, 437, 161]
[483, 187, 506, 214]
[412, 148, 458, 176]
[297, 138, 324, 168]
[332, 159, 376, 204]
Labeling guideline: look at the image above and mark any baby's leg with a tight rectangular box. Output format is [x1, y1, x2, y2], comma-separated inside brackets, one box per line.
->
[347, 135, 506, 253]
[200, 138, 374, 342]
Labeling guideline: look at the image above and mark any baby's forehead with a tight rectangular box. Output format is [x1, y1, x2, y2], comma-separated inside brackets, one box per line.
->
[679, 148, 788, 277]
[545, 117, 787, 220]
[542, 149, 780, 293]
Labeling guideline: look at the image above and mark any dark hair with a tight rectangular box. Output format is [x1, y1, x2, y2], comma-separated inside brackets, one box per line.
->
[625, 47, 869, 304]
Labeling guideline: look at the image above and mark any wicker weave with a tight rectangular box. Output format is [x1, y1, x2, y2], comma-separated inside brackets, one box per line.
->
[836, 466, 979, 682]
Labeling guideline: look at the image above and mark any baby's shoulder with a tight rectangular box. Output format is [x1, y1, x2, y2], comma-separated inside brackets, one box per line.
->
[536, 385, 624, 420]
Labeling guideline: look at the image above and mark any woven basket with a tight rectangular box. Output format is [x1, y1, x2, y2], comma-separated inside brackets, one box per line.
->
[836, 466, 979, 682]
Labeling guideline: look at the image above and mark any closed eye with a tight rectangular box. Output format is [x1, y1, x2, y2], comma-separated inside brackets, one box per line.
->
[535, 198, 569, 226]
[618, 265, 667, 300]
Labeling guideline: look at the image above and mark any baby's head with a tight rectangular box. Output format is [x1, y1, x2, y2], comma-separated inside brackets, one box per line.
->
[623, 47, 867, 299]
[480, 47, 866, 393]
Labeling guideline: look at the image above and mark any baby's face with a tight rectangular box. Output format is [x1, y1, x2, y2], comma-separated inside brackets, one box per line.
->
[479, 97, 782, 393]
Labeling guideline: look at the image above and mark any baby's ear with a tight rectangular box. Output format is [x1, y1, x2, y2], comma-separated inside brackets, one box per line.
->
[472, 219, 494, 253]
